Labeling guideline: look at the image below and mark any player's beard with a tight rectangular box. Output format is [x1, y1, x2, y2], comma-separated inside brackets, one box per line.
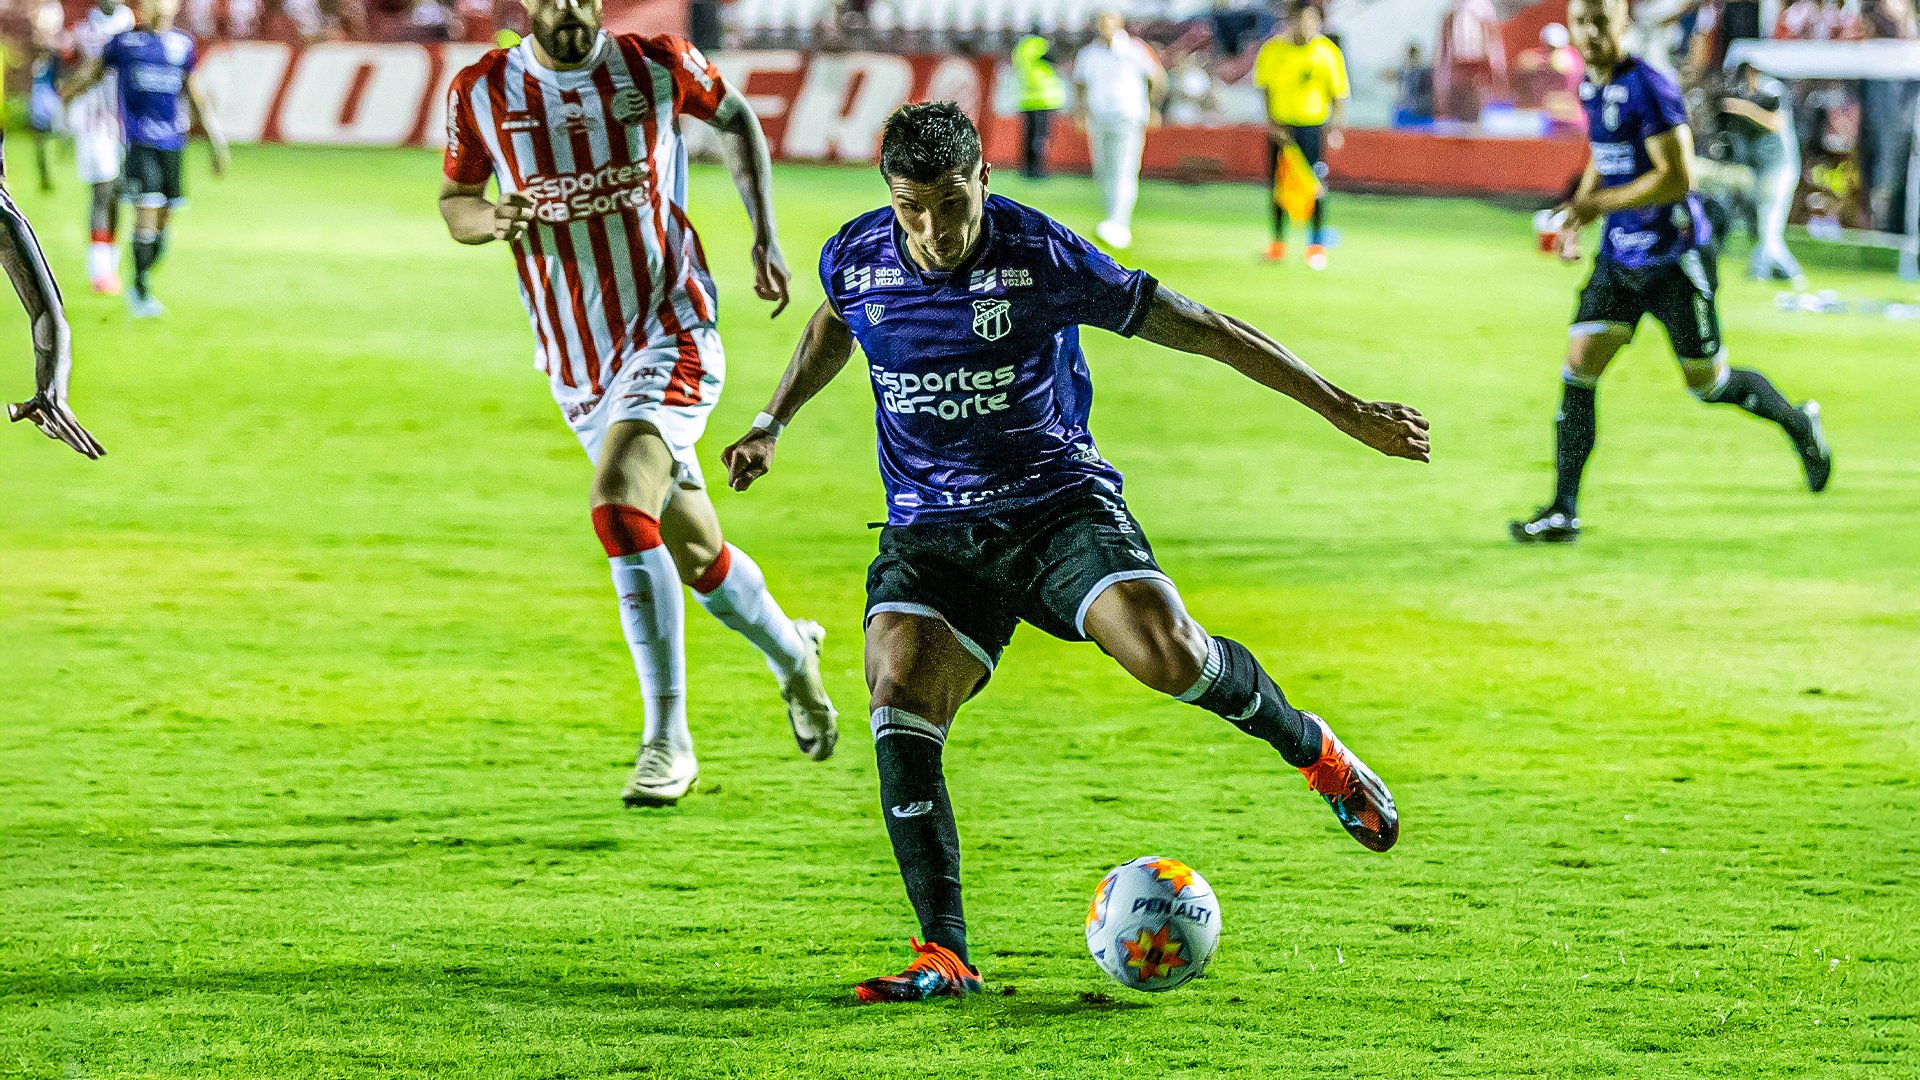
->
[538, 18, 597, 65]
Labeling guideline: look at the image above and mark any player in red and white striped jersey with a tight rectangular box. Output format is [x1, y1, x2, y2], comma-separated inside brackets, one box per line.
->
[439, 0, 836, 807]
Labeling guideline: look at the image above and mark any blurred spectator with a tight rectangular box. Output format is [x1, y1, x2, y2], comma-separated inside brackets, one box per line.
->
[1208, 0, 1260, 57]
[1864, 0, 1918, 35]
[1013, 30, 1066, 179]
[1515, 23, 1582, 134]
[1861, 0, 1917, 230]
[1817, 0, 1865, 39]
[1775, 0, 1820, 38]
[1721, 61, 1807, 284]
[1434, 0, 1507, 123]
[1384, 42, 1434, 127]
[407, 0, 453, 41]
[1164, 52, 1221, 124]
[1074, 10, 1165, 250]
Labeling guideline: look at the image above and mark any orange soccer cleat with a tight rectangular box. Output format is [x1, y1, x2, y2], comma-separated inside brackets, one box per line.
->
[1298, 713, 1398, 851]
[1263, 240, 1287, 262]
[852, 938, 981, 1003]
[1304, 244, 1329, 270]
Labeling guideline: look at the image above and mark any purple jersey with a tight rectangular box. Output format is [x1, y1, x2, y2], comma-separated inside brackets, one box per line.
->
[821, 195, 1157, 525]
[102, 28, 197, 151]
[1578, 56, 1709, 269]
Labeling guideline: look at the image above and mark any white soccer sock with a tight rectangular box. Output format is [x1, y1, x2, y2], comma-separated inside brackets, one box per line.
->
[87, 242, 116, 281]
[692, 543, 807, 681]
[610, 546, 690, 752]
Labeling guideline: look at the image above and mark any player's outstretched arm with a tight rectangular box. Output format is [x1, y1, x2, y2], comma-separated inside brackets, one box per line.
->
[1135, 284, 1429, 462]
[58, 58, 104, 103]
[438, 178, 532, 245]
[709, 90, 790, 316]
[721, 301, 857, 490]
[2, 184, 102, 459]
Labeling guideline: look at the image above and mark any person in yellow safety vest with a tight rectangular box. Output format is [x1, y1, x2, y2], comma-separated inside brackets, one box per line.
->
[1013, 32, 1066, 179]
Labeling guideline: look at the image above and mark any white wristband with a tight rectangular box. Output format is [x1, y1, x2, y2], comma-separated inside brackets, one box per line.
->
[751, 411, 786, 438]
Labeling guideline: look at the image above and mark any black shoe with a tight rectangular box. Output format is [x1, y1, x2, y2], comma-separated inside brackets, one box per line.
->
[1797, 402, 1832, 493]
[1509, 507, 1580, 543]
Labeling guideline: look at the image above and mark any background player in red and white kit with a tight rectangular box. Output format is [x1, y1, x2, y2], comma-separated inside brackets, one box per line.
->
[437, 0, 836, 806]
[67, 0, 134, 294]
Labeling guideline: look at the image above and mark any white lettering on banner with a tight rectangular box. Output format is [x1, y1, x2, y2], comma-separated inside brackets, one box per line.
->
[196, 41, 292, 143]
[711, 50, 801, 124]
[201, 45, 994, 157]
[784, 53, 914, 160]
[280, 42, 431, 145]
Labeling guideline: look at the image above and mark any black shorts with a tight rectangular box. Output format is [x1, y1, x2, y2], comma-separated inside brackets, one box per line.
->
[122, 144, 184, 209]
[865, 483, 1170, 676]
[1573, 250, 1722, 360]
[1266, 123, 1327, 182]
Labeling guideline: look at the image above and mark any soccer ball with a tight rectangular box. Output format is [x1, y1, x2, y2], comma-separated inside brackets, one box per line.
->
[1084, 855, 1220, 992]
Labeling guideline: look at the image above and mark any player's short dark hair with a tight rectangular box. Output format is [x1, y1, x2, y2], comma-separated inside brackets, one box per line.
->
[1291, 0, 1321, 17]
[878, 102, 982, 184]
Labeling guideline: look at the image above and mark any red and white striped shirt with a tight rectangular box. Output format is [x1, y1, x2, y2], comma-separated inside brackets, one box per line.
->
[444, 32, 728, 402]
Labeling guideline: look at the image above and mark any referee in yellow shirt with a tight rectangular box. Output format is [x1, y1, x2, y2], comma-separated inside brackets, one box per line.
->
[1253, 1, 1350, 269]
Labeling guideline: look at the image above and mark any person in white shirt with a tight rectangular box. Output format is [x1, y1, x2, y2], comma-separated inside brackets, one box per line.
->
[1073, 11, 1165, 249]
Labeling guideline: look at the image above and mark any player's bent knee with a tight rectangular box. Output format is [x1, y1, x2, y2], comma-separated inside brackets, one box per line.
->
[1683, 358, 1729, 400]
[1112, 613, 1208, 697]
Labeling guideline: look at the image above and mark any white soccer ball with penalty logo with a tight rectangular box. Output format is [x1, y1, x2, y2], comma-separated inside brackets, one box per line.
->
[1084, 855, 1220, 992]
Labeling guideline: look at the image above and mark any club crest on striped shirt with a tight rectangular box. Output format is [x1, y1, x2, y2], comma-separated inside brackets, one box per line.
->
[610, 85, 645, 125]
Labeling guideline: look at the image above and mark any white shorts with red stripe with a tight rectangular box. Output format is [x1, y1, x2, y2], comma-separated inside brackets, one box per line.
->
[560, 324, 725, 488]
[73, 121, 123, 185]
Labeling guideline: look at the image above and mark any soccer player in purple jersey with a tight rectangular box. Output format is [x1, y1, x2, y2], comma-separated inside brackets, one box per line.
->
[3, 131, 105, 459]
[64, 0, 228, 319]
[721, 102, 1429, 1003]
[1510, 0, 1831, 544]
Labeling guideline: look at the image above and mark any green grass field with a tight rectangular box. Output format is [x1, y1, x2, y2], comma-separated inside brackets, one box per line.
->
[3, 146, 1917, 1078]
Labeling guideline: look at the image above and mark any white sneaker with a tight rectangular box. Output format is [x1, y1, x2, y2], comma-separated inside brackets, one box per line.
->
[781, 619, 838, 761]
[621, 741, 698, 807]
[129, 294, 167, 320]
[1094, 219, 1131, 250]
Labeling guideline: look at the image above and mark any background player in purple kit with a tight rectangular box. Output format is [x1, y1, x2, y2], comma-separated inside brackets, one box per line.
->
[1509, 0, 1831, 544]
[721, 102, 1429, 1004]
[65, 0, 229, 319]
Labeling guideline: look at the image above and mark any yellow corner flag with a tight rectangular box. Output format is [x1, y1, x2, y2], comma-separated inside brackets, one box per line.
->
[1273, 141, 1323, 224]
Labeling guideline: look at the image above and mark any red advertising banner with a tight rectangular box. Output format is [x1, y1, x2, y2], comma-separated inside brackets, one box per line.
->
[199, 43, 1583, 196]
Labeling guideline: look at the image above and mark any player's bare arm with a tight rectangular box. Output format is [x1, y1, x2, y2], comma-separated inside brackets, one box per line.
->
[58, 58, 105, 103]
[437, 178, 534, 245]
[721, 301, 856, 489]
[185, 72, 230, 177]
[708, 90, 790, 316]
[2, 179, 104, 458]
[1135, 284, 1429, 461]
[1567, 127, 1693, 228]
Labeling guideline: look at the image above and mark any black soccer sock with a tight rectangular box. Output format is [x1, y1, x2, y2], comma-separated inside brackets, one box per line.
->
[132, 231, 161, 298]
[1272, 199, 1288, 243]
[1705, 367, 1810, 440]
[872, 707, 968, 965]
[1178, 637, 1322, 767]
[1309, 193, 1327, 247]
[1552, 375, 1598, 517]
